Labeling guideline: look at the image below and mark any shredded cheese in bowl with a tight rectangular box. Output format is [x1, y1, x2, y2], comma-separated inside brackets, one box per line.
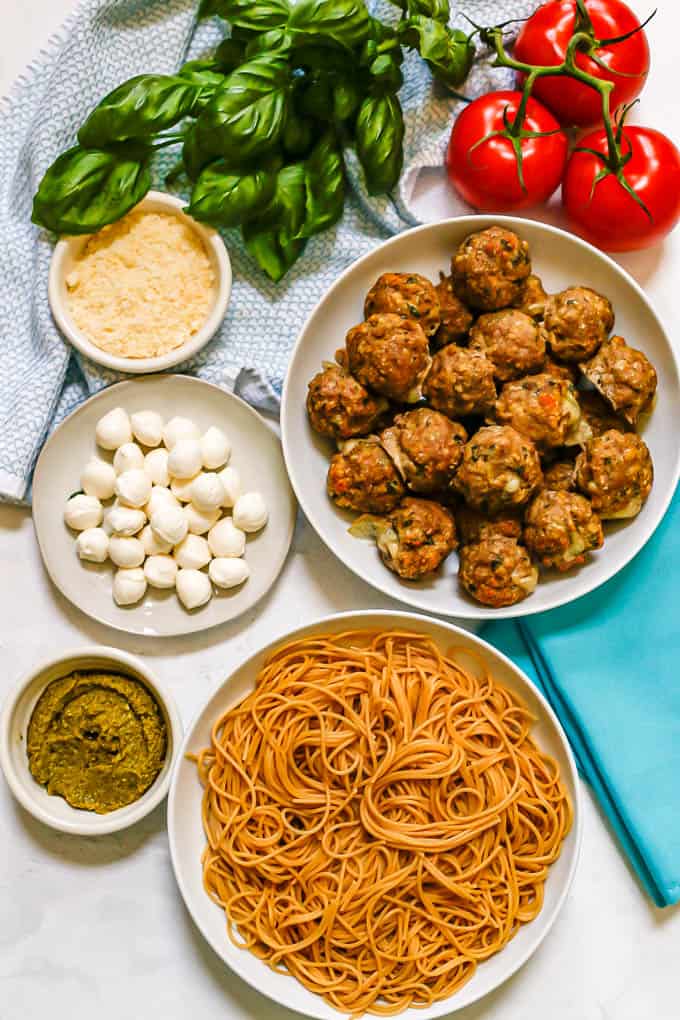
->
[65, 210, 216, 359]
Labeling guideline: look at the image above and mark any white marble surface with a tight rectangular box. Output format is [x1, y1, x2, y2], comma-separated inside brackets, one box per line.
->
[2, 3, 680, 1018]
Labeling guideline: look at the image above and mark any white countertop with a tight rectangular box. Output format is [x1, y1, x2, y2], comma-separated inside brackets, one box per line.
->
[2, 3, 680, 1018]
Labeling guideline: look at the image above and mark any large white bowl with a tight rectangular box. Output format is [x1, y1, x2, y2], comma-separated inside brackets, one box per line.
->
[281, 215, 680, 619]
[168, 609, 582, 1020]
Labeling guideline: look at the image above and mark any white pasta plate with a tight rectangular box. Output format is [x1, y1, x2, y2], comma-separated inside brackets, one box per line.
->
[168, 610, 582, 1020]
[280, 215, 680, 619]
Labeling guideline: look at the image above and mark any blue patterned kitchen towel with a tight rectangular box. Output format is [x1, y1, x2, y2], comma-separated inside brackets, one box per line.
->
[0, 0, 531, 502]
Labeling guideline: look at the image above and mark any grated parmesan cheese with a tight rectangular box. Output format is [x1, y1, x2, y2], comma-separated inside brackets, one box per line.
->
[65, 209, 216, 359]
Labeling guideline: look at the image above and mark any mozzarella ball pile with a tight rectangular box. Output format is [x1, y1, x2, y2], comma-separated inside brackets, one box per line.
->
[64, 407, 269, 611]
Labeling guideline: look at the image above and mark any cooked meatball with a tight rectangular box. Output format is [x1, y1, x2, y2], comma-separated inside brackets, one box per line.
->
[380, 408, 467, 495]
[327, 438, 405, 513]
[454, 425, 542, 514]
[543, 286, 614, 362]
[459, 536, 538, 608]
[306, 363, 389, 440]
[577, 389, 631, 441]
[456, 505, 523, 546]
[352, 497, 457, 580]
[432, 273, 474, 348]
[575, 430, 653, 519]
[451, 226, 531, 311]
[543, 458, 577, 492]
[493, 373, 583, 450]
[542, 355, 579, 385]
[514, 273, 548, 319]
[468, 309, 546, 383]
[346, 313, 431, 403]
[423, 344, 496, 418]
[525, 489, 603, 572]
[364, 272, 440, 337]
[580, 335, 657, 425]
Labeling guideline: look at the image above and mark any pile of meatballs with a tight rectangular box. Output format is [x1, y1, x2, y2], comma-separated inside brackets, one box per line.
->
[306, 226, 657, 608]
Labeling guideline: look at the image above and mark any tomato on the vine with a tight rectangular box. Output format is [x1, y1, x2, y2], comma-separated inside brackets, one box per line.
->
[514, 0, 650, 127]
[445, 90, 568, 212]
[563, 126, 680, 251]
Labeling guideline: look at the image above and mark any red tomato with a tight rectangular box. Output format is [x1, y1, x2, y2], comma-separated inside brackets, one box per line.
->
[563, 126, 680, 251]
[514, 0, 650, 127]
[446, 90, 568, 212]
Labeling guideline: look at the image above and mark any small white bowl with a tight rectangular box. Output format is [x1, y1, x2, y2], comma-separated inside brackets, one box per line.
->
[0, 646, 182, 836]
[48, 190, 232, 374]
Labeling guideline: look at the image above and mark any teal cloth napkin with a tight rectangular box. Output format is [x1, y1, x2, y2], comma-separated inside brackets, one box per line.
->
[485, 486, 680, 908]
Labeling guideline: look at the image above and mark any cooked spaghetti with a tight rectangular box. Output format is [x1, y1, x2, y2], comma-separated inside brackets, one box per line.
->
[196, 630, 572, 1016]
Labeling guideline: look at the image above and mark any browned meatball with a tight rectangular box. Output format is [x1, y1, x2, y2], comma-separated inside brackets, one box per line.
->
[454, 425, 542, 514]
[580, 335, 657, 425]
[456, 505, 523, 546]
[459, 536, 538, 608]
[577, 389, 631, 441]
[327, 438, 405, 513]
[432, 273, 474, 348]
[542, 355, 579, 385]
[575, 430, 653, 519]
[306, 363, 389, 440]
[493, 373, 583, 450]
[543, 458, 577, 492]
[514, 273, 548, 319]
[524, 489, 603, 572]
[468, 309, 546, 383]
[346, 313, 431, 403]
[364, 272, 440, 337]
[423, 344, 496, 418]
[352, 497, 457, 580]
[380, 408, 467, 495]
[451, 226, 531, 311]
[543, 286, 614, 362]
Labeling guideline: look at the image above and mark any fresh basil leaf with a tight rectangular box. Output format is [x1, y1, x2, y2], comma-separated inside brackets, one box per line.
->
[197, 56, 290, 161]
[333, 78, 361, 121]
[399, 17, 474, 87]
[215, 37, 247, 72]
[298, 74, 334, 120]
[242, 162, 308, 280]
[368, 53, 404, 91]
[242, 221, 305, 282]
[292, 45, 355, 73]
[245, 28, 294, 58]
[298, 133, 344, 239]
[283, 116, 315, 157]
[187, 159, 279, 227]
[200, 0, 290, 30]
[182, 124, 213, 181]
[78, 75, 204, 148]
[32, 145, 151, 234]
[288, 0, 372, 51]
[354, 92, 404, 194]
[177, 62, 226, 112]
[407, 0, 450, 23]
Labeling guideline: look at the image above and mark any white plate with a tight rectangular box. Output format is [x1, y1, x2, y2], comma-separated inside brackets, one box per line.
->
[168, 610, 582, 1020]
[281, 215, 680, 619]
[32, 375, 296, 637]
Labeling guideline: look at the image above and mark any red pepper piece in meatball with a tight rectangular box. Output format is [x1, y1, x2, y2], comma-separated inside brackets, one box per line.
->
[543, 286, 614, 362]
[579, 335, 657, 426]
[364, 272, 441, 337]
[514, 273, 548, 319]
[493, 373, 583, 450]
[451, 226, 531, 311]
[468, 309, 546, 383]
[459, 535, 538, 608]
[380, 408, 467, 495]
[456, 505, 523, 546]
[432, 273, 474, 349]
[454, 425, 543, 514]
[327, 438, 405, 514]
[575, 429, 653, 519]
[346, 313, 431, 403]
[306, 363, 389, 441]
[352, 497, 457, 580]
[542, 458, 577, 492]
[423, 344, 496, 418]
[524, 489, 603, 572]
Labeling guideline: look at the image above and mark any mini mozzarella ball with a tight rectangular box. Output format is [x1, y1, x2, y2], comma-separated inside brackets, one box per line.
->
[217, 465, 241, 508]
[80, 458, 116, 501]
[109, 535, 145, 568]
[168, 438, 203, 480]
[95, 407, 132, 451]
[151, 505, 188, 546]
[140, 523, 172, 556]
[184, 502, 221, 535]
[76, 527, 109, 563]
[208, 518, 246, 558]
[64, 493, 103, 531]
[115, 468, 152, 509]
[113, 442, 145, 475]
[107, 505, 146, 536]
[171, 474, 200, 502]
[200, 426, 231, 470]
[176, 568, 212, 610]
[113, 567, 147, 606]
[131, 409, 163, 448]
[174, 533, 212, 570]
[144, 554, 177, 589]
[209, 558, 250, 589]
[163, 416, 200, 450]
[144, 447, 170, 487]
[233, 491, 268, 533]
[145, 485, 180, 518]
[190, 472, 225, 512]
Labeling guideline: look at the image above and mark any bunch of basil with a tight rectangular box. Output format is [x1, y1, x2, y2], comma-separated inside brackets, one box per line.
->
[32, 0, 474, 280]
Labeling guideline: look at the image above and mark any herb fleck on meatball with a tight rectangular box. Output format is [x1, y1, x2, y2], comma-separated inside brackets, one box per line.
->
[454, 425, 542, 514]
[580, 335, 657, 425]
[432, 273, 474, 348]
[381, 408, 467, 495]
[346, 313, 431, 403]
[423, 344, 496, 418]
[459, 535, 538, 608]
[543, 285, 614, 362]
[493, 373, 583, 450]
[364, 272, 441, 337]
[327, 438, 404, 514]
[451, 226, 531, 311]
[575, 430, 653, 519]
[525, 489, 603, 572]
[468, 309, 546, 383]
[352, 497, 457, 580]
[306, 363, 389, 440]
